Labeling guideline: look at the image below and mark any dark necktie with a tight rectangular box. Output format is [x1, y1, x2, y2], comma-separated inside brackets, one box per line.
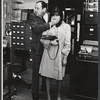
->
[42, 17, 46, 23]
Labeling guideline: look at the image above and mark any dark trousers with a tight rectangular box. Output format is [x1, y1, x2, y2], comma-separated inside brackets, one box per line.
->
[32, 53, 42, 95]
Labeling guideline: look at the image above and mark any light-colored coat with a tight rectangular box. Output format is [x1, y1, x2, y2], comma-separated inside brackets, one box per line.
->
[39, 22, 71, 80]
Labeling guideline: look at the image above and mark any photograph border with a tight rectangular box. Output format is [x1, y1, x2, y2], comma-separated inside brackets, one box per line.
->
[1, 0, 100, 100]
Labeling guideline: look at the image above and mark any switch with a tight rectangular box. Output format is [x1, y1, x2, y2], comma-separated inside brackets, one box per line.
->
[29, 37, 32, 40]
[13, 25, 15, 27]
[13, 42, 15, 45]
[17, 25, 20, 27]
[17, 31, 20, 33]
[17, 43, 20, 45]
[13, 31, 15, 33]
[13, 37, 15, 39]
[30, 59, 32, 61]
[21, 31, 24, 33]
[21, 37, 24, 39]
[17, 37, 20, 39]
[21, 43, 24, 45]
[21, 26, 24, 28]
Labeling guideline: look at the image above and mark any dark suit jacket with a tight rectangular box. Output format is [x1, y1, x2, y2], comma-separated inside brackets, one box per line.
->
[28, 13, 50, 55]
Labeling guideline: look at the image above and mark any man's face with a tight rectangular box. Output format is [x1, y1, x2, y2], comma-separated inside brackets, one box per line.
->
[34, 2, 45, 17]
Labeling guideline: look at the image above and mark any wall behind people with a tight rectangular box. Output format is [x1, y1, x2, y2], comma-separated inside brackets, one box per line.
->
[21, 0, 48, 9]
[48, 0, 83, 14]
[48, 0, 66, 13]
[3, 0, 12, 36]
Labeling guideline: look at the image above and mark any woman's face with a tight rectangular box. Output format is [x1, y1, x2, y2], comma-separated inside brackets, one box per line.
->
[51, 12, 61, 23]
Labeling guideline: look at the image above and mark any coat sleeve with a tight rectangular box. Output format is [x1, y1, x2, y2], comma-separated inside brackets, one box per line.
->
[40, 27, 55, 49]
[28, 13, 50, 34]
[62, 24, 71, 56]
[40, 29, 52, 49]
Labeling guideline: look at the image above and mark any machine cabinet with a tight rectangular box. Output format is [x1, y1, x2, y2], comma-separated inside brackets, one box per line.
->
[69, 0, 98, 99]
[11, 22, 33, 68]
[11, 22, 26, 50]
[69, 58, 98, 100]
[3, 62, 12, 100]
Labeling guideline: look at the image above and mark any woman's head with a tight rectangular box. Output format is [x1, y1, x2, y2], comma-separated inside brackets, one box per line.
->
[51, 7, 63, 27]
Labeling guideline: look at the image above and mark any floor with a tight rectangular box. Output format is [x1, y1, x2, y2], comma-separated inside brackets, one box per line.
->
[3, 68, 75, 100]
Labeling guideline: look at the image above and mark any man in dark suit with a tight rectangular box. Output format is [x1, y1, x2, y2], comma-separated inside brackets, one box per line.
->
[28, 1, 59, 100]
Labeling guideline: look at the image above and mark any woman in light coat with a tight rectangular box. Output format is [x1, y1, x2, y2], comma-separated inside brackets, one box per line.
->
[39, 7, 71, 100]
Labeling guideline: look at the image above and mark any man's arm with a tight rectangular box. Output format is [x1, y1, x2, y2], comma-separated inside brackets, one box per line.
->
[28, 13, 50, 34]
[28, 13, 60, 34]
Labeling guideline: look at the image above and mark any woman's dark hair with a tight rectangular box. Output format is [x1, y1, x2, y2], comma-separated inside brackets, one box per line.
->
[51, 7, 63, 27]
[36, 1, 47, 9]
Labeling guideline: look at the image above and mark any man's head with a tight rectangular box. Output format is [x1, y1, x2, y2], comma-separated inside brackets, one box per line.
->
[34, 1, 47, 17]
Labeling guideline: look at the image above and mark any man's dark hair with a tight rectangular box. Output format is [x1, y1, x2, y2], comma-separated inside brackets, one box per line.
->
[36, 1, 47, 9]
[50, 7, 63, 27]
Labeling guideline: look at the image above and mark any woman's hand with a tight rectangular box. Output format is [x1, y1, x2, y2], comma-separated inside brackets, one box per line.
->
[50, 39, 59, 46]
[62, 56, 67, 66]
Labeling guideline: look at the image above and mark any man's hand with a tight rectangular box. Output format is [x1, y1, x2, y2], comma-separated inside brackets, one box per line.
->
[49, 18, 59, 27]
[50, 39, 58, 46]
